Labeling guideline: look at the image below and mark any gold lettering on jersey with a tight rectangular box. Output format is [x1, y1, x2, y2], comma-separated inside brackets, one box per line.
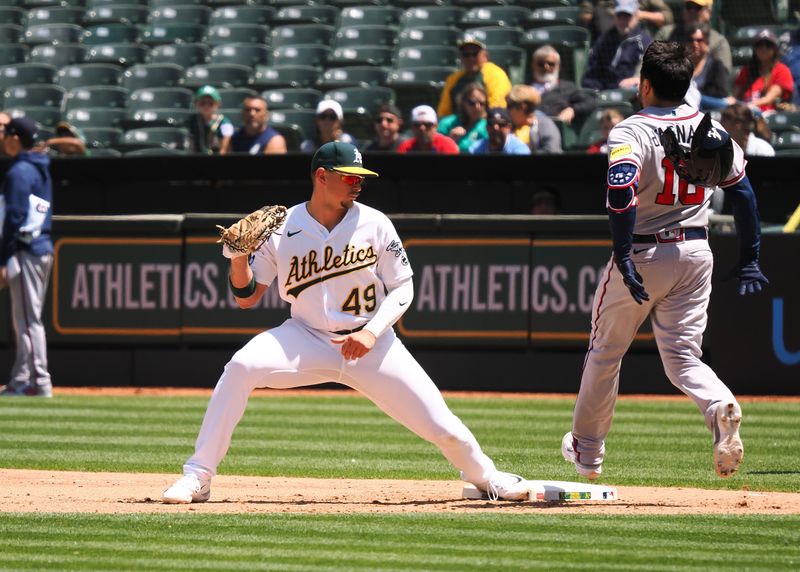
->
[609, 144, 632, 160]
[285, 244, 377, 298]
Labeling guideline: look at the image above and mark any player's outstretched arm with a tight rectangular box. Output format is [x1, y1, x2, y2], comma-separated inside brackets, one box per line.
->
[721, 175, 769, 295]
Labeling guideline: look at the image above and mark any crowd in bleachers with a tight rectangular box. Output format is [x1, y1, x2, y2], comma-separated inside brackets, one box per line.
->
[0, 0, 798, 157]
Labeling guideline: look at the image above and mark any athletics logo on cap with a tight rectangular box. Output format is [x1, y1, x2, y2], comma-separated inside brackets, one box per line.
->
[311, 141, 378, 178]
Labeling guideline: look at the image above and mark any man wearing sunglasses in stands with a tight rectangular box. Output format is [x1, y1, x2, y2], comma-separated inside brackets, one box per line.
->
[361, 104, 408, 152]
[396, 105, 459, 154]
[437, 35, 511, 119]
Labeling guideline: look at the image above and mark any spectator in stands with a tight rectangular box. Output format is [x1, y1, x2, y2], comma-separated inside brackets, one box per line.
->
[469, 107, 530, 155]
[193, 85, 233, 155]
[506, 85, 563, 154]
[0, 112, 11, 156]
[733, 30, 795, 114]
[230, 95, 287, 155]
[396, 105, 459, 154]
[720, 102, 776, 157]
[655, 0, 732, 73]
[781, 28, 800, 107]
[580, 0, 673, 41]
[530, 187, 561, 215]
[683, 23, 732, 110]
[301, 100, 357, 153]
[361, 104, 408, 152]
[437, 35, 512, 118]
[530, 45, 597, 127]
[36, 121, 87, 156]
[581, 0, 652, 91]
[438, 83, 489, 154]
[586, 108, 625, 154]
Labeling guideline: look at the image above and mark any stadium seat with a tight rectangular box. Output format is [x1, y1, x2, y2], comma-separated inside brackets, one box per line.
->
[58, 63, 122, 90]
[731, 45, 752, 67]
[461, 26, 523, 49]
[183, 63, 251, 89]
[0, 63, 58, 90]
[721, 0, 789, 27]
[399, 6, 465, 28]
[328, 45, 393, 67]
[81, 126, 123, 148]
[521, 25, 591, 85]
[147, 43, 208, 68]
[123, 107, 196, 129]
[339, 6, 400, 27]
[274, 4, 338, 25]
[269, 121, 303, 151]
[397, 26, 462, 49]
[150, 5, 211, 26]
[514, 0, 573, 8]
[122, 63, 183, 91]
[127, 87, 194, 111]
[262, 87, 323, 110]
[319, 66, 389, 89]
[0, 44, 28, 66]
[596, 87, 637, 111]
[766, 111, 800, 135]
[386, 65, 452, 113]
[272, 44, 331, 69]
[209, 5, 275, 27]
[123, 147, 188, 156]
[24, 23, 86, 45]
[83, 23, 139, 45]
[65, 107, 127, 129]
[85, 43, 147, 67]
[251, 64, 318, 90]
[460, 5, 531, 28]
[87, 0, 149, 7]
[0, 25, 23, 45]
[29, 44, 87, 68]
[63, 85, 128, 112]
[118, 126, 192, 152]
[0, 7, 26, 26]
[6, 105, 62, 127]
[266, 108, 315, 141]
[148, 0, 205, 8]
[395, 46, 459, 69]
[270, 24, 335, 48]
[325, 85, 396, 139]
[86, 147, 123, 156]
[210, 43, 270, 68]
[333, 25, 398, 49]
[141, 24, 206, 46]
[216, 86, 257, 108]
[2, 84, 65, 108]
[84, 4, 149, 26]
[26, 6, 85, 26]
[526, 6, 582, 28]
[206, 23, 268, 46]
[730, 24, 795, 46]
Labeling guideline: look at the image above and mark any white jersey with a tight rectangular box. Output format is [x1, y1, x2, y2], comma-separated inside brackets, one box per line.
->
[607, 104, 747, 234]
[252, 202, 413, 333]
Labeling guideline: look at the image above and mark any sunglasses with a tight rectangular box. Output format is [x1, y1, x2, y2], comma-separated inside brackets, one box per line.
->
[465, 98, 486, 108]
[413, 122, 435, 129]
[330, 171, 365, 186]
[536, 60, 557, 68]
[460, 49, 481, 58]
[374, 115, 397, 124]
[317, 112, 339, 121]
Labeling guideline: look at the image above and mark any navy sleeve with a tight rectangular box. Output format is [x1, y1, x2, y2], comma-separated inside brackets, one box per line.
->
[721, 175, 761, 264]
[1, 164, 33, 265]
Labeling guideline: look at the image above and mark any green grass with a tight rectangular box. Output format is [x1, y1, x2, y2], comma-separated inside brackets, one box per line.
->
[0, 513, 798, 571]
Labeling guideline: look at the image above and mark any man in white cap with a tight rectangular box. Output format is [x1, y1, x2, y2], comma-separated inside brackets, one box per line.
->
[300, 99, 357, 153]
[396, 105, 459, 154]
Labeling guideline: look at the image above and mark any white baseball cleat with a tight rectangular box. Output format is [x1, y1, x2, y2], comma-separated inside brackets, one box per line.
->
[162, 474, 211, 504]
[477, 472, 532, 501]
[713, 402, 743, 478]
[562, 432, 602, 481]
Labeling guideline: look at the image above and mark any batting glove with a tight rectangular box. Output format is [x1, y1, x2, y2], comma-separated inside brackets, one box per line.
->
[730, 261, 769, 296]
[616, 259, 650, 305]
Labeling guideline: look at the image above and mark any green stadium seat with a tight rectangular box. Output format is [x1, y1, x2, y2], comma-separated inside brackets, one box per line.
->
[721, 0, 789, 27]
[127, 86, 194, 111]
[514, 0, 573, 8]
[272, 44, 330, 69]
[183, 63, 251, 89]
[63, 85, 128, 111]
[216, 86, 257, 108]
[26, 6, 85, 26]
[7, 105, 62, 127]
[269, 121, 303, 151]
[147, 43, 208, 68]
[87, 0, 149, 7]
[148, 0, 205, 8]
[326, 0, 390, 6]
[0, 6, 25, 26]
[526, 5, 581, 28]
[399, 6, 465, 28]
[24, 24, 86, 45]
[0, 43, 28, 66]
[123, 107, 195, 129]
[206, 24, 268, 46]
[85, 43, 147, 67]
[596, 87, 636, 110]
[209, 5, 275, 27]
[395, 45, 459, 69]
[731, 45, 752, 66]
[29, 44, 87, 68]
[149, 5, 211, 26]
[65, 106, 127, 128]
[2, 84, 65, 108]
[461, 26, 524, 49]
[83, 23, 139, 45]
[333, 25, 398, 49]
[386, 65, 452, 112]
[339, 6, 400, 27]
[266, 108, 315, 141]
[730, 24, 795, 46]
[262, 87, 322, 110]
[85, 147, 122, 156]
[58, 63, 121, 90]
[123, 147, 188, 156]
[122, 62, 182, 90]
[270, 24, 335, 48]
[461, 5, 531, 28]
[328, 45, 393, 67]
[766, 111, 800, 135]
[209, 43, 270, 68]
[118, 126, 192, 152]
[141, 24, 206, 46]
[274, 4, 339, 25]
[251, 64, 318, 90]
[319, 66, 389, 89]
[0, 63, 58, 90]
[324, 86, 395, 118]
[486, 45, 526, 85]
[397, 26, 462, 48]
[521, 25, 591, 85]
[81, 126, 122, 148]
[84, 4, 149, 25]
[0, 25, 23, 44]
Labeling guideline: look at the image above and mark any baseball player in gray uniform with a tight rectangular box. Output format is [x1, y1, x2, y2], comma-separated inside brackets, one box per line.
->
[163, 142, 532, 503]
[562, 42, 768, 480]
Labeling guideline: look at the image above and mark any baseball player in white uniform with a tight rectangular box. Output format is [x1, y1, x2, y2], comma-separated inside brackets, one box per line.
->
[562, 42, 768, 481]
[163, 142, 531, 503]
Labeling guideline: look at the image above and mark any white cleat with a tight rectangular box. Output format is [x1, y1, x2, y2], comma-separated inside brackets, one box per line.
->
[162, 474, 211, 504]
[562, 432, 602, 481]
[714, 402, 744, 478]
[478, 472, 532, 501]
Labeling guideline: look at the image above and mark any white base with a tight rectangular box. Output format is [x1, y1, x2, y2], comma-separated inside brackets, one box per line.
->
[462, 480, 618, 502]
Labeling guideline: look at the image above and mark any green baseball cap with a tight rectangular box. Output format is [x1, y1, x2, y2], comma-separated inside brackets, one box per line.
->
[195, 85, 221, 102]
[310, 141, 379, 178]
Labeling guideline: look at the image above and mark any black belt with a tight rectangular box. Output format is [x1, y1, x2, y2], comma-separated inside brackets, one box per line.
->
[332, 325, 366, 335]
[632, 227, 707, 244]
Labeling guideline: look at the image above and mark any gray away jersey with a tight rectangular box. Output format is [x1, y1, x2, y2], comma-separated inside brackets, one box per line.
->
[607, 104, 746, 235]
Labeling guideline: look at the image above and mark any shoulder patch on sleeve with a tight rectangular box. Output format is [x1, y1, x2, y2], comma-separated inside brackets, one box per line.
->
[609, 144, 632, 161]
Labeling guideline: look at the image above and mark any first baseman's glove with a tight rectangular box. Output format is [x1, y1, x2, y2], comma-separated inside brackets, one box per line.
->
[659, 113, 734, 188]
[616, 259, 650, 305]
[727, 260, 769, 296]
[216, 205, 287, 257]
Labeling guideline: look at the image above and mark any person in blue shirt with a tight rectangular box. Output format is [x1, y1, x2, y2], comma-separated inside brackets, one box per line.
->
[230, 96, 287, 155]
[0, 118, 54, 398]
[469, 108, 531, 155]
